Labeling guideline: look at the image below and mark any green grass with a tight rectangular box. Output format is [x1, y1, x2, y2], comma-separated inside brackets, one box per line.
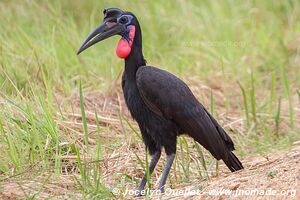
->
[0, 0, 300, 198]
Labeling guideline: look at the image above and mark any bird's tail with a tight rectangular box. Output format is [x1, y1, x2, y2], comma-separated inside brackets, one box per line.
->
[223, 152, 244, 172]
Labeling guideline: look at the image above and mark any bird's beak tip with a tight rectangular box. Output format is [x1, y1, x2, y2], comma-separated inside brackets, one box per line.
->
[76, 46, 85, 55]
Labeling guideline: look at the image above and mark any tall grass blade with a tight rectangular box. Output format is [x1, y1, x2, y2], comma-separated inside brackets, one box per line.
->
[238, 82, 250, 127]
[279, 65, 294, 127]
[250, 87, 257, 123]
[275, 97, 281, 137]
[210, 90, 214, 115]
[125, 119, 142, 141]
[269, 71, 276, 112]
[79, 82, 89, 151]
[250, 70, 257, 123]
[194, 141, 209, 178]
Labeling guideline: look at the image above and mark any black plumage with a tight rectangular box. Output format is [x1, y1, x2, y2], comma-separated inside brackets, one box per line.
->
[77, 8, 243, 195]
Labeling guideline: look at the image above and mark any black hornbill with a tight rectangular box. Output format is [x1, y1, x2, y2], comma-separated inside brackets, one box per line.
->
[77, 8, 243, 195]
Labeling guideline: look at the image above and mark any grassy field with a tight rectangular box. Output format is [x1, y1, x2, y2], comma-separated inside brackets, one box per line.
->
[0, 0, 299, 199]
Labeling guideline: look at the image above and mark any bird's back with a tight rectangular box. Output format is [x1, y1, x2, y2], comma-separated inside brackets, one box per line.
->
[136, 66, 236, 160]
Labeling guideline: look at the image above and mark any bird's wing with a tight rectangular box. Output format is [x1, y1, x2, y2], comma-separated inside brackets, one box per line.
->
[136, 66, 234, 159]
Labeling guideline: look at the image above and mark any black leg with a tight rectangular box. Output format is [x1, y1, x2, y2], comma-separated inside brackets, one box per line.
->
[157, 153, 175, 193]
[135, 150, 161, 196]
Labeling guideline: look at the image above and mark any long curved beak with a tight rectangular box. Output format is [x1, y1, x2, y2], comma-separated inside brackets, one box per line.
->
[77, 22, 124, 55]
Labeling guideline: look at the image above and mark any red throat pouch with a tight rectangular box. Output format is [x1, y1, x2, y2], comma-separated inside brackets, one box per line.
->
[116, 25, 135, 58]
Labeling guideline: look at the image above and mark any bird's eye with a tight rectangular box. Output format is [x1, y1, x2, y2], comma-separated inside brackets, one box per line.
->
[119, 16, 128, 24]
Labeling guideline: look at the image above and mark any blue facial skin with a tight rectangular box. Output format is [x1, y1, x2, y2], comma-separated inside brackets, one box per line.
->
[117, 15, 134, 42]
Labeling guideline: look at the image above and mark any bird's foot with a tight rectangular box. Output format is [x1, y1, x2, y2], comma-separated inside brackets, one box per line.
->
[157, 186, 165, 194]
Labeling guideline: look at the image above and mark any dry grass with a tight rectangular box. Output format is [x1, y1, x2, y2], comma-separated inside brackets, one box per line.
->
[0, 79, 299, 199]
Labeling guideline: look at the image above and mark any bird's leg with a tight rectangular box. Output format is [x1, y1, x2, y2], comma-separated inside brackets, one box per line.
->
[135, 150, 161, 196]
[157, 153, 175, 193]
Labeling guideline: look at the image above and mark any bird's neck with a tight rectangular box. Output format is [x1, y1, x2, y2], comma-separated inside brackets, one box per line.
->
[124, 26, 145, 80]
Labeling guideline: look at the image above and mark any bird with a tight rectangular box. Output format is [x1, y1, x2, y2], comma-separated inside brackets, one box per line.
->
[77, 8, 243, 195]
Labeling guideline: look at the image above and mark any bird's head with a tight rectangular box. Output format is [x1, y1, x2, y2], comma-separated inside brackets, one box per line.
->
[77, 8, 137, 59]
